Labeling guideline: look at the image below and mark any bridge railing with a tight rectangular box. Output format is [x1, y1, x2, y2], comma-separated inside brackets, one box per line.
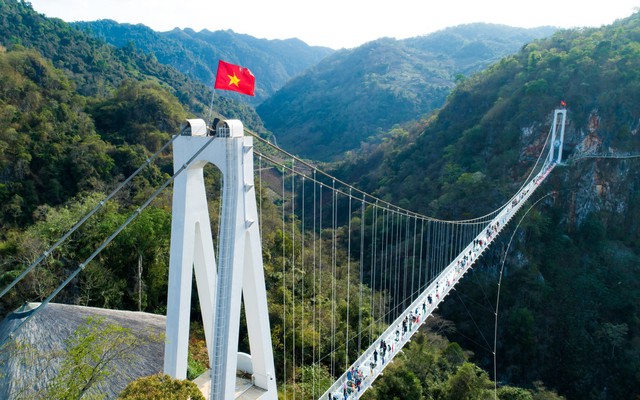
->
[320, 162, 555, 400]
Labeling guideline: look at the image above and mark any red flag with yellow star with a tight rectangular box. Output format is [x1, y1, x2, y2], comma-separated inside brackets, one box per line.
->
[214, 60, 255, 96]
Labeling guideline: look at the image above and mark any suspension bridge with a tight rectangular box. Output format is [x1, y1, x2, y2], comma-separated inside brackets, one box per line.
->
[0, 109, 570, 399]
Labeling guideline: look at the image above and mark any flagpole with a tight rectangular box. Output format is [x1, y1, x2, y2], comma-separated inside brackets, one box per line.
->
[207, 86, 216, 126]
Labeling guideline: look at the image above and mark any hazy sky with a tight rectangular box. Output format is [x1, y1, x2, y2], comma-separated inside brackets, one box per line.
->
[29, 0, 639, 49]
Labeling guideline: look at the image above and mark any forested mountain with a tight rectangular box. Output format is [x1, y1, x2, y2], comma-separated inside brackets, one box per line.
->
[257, 24, 556, 160]
[0, 0, 266, 227]
[404, 23, 556, 75]
[0, 0, 263, 127]
[335, 12, 640, 400]
[0, 3, 370, 397]
[72, 19, 334, 104]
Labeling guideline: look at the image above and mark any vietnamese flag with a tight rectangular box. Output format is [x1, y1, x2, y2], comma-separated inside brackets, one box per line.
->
[214, 60, 255, 96]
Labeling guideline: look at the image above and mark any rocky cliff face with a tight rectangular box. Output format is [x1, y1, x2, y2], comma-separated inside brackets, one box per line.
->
[550, 110, 639, 231]
[440, 108, 640, 400]
[517, 108, 638, 231]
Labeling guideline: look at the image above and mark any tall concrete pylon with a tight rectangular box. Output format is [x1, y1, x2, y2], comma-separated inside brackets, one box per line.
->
[164, 119, 277, 399]
[549, 108, 567, 164]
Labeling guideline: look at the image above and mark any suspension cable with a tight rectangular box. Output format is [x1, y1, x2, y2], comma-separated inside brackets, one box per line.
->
[258, 154, 263, 240]
[312, 170, 317, 397]
[0, 134, 217, 348]
[411, 216, 418, 304]
[281, 163, 287, 400]
[346, 188, 352, 370]
[418, 218, 425, 293]
[301, 175, 305, 376]
[291, 159, 296, 400]
[246, 126, 552, 224]
[358, 194, 366, 356]
[331, 179, 337, 376]
[369, 202, 378, 343]
[0, 134, 179, 300]
[318, 173, 323, 376]
[493, 192, 555, 399]
[425, 220, 432, 285]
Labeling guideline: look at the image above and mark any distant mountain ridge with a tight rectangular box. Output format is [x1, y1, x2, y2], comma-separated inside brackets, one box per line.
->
[0, 0, 265, 131]
[404, 23, 557, 74]
[67, 18, 555, 163]
[72, 20, 334, 104]
[256, 23, 556, 160]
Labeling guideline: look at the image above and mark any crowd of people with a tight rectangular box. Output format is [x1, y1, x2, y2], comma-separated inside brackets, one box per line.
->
[329, 239, 487, 400]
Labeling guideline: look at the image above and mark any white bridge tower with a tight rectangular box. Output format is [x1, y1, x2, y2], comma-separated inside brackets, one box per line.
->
[164, 119, 277, 399]
[549, 108, 567, 164]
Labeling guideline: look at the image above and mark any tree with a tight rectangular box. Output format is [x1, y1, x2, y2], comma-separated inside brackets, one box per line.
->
[367, 360, 423, 400]
[443, 362, 493, 400]
[118, 374, 205, 400]
[109, 206, 171, 312]
[498, 386, 534, 400]
[77, 263, 127, 308]
[531, 381, 565, 400]
[89, 80, 186, 150]
[280, 364, 333, 399]
[43, 317, 141, 400]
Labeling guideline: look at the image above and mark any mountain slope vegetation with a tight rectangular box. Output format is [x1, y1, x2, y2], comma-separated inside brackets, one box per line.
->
[0, 0, 265, 129]
[0, 3, 377, 397]
[0, 0, 268, 226]
[257, 24, 556, 160]
[73, 19, 334, 104]
[334, 12, 640, 400]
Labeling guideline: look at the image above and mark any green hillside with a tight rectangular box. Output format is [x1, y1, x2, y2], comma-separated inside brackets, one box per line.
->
[404, 23, 557, 75]
[0, 0, 264, 129]
[73, 19, 334, 104]
[341, 16, 640, 217]
[0, 3, 374, 397]
[257, 24, 556, 161]
[335, 12, 640, 400]
[0, 0, 268, 227]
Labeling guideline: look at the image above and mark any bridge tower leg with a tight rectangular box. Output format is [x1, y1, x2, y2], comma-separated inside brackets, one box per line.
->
[164, 119, 277, 399]
[548, 108, 567, 164]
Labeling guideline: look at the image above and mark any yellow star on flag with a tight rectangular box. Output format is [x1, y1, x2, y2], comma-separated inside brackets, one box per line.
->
[227, 73, 240, 87]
